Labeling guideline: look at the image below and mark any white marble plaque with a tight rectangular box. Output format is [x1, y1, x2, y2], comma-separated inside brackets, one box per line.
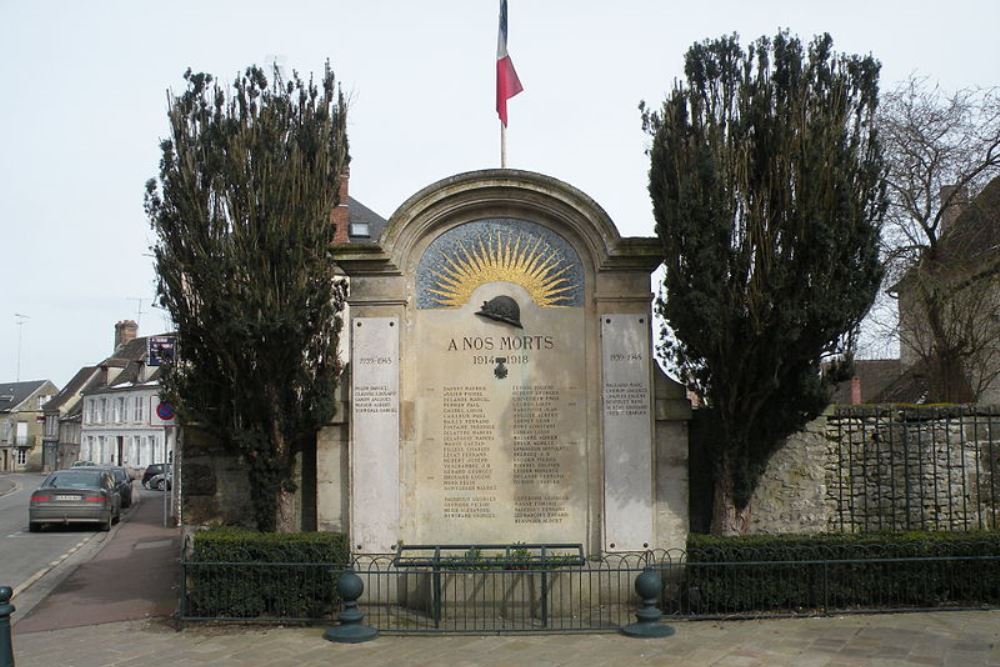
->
[601, 314, 653, 551]
[351, 316, 400, 553]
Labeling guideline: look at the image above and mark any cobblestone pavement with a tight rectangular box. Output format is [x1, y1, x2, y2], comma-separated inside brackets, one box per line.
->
[12, 610, 1000, 667]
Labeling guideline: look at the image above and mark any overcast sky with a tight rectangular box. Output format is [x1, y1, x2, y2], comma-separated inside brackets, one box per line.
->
[2, 0, 998, 387]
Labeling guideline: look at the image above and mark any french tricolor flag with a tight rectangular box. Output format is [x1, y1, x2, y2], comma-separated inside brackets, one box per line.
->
[496, 0, 523, 127]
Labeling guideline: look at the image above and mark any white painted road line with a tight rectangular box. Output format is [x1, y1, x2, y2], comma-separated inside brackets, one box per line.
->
[12, 536, 93, 599]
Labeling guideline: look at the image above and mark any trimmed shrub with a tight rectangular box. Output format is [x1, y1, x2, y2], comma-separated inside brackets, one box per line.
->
[685, 531, 1000, 614]
[185, 528, 349, 620]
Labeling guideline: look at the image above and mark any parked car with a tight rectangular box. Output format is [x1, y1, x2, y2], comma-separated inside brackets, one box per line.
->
[72, 460, 96, 467]
[149, 468, 172, 491]
[28, 469, 121, 532]
[95, 466, 134, 508]
[142, 463, 167, 489]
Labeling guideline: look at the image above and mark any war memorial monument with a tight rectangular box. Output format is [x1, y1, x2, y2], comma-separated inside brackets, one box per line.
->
[321, 169, 691, 557]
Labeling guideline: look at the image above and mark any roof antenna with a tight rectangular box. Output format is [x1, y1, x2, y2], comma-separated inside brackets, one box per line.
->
[14, 313, 29, 382]
[127, 297, 145, 330]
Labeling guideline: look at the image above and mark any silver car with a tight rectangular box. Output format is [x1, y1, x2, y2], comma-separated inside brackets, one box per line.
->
[29, 469, 121, 532]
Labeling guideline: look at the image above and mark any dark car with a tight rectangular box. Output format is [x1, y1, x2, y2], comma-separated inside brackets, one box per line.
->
[142, 463, 167, 489]
[29, 469, 121, 532]
[149, 468, 173, 491]
[95, 466, 134, 508]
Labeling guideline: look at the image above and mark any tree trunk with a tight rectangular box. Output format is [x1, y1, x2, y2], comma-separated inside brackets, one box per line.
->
[267, 399, 298, 533]
[275, 486, 297, 533]
[710, 458, 751, 536]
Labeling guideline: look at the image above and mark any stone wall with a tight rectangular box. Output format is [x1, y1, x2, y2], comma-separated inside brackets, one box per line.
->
[745, 416, 830, 534]
[826, 407, 1000, 533]
[746, 406, 1000, 535]
[180, 426, 254, 527]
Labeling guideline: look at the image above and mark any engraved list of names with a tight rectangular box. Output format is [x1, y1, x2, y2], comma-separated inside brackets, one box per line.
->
[415, 298, 588, 544]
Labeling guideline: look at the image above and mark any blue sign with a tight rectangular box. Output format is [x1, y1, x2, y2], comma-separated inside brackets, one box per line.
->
[148, 336, 176, 367]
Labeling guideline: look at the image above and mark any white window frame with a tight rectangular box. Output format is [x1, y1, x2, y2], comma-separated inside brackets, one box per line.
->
[134, 395, 145, 423]
[15, 448, 27, 465]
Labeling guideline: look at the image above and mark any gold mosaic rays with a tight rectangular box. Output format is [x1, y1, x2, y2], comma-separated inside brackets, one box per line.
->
[427, 231, 576, 308]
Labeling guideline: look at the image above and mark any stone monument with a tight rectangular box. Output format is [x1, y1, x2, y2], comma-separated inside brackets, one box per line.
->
[320, 170, 690, 556]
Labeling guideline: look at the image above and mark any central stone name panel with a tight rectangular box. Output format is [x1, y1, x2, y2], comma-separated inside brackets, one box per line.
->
[412, 283, 588, 545]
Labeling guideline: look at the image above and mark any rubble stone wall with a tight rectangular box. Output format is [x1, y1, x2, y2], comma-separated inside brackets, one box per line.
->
[748, 407, 1000, 534]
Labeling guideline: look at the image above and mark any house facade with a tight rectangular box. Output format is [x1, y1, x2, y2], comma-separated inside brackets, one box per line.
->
[63, 320, 178, 471]
[80, 379, 176, 468]
[895, 177, 1000, 404]
[0, 379, 59, 471]
[41, 366, 100, 470]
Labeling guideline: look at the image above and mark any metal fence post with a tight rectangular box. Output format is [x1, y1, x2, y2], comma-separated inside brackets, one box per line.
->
[323, 569, 378, 644]
[0, 586, 14, 667]
[621, 567, 675, 638]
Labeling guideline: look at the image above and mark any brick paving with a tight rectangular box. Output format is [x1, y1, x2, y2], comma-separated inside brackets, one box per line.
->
[11, 610, 1000, 667]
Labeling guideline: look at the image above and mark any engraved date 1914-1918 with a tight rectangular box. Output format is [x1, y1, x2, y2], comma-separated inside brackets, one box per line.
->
[472, 354, 528, 365]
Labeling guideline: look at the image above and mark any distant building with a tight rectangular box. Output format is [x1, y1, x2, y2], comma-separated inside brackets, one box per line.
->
[42, 366, 101, 471]
[0, 379, 59, 471]
[895, 177, 1000, 403]
[829, 359, 904, 405]
[70, 320, 178, 470]
[329, 169, 389, 245]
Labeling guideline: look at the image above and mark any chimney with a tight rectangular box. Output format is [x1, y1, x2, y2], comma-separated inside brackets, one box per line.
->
[939, 185, 969, 235]
[331, 167, 351, 244]
[850, 376, 862, 405]
[114, 320, 138, 352]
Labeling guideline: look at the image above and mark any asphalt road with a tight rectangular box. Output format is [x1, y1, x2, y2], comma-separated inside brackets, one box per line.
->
[0, 472, 110, 594]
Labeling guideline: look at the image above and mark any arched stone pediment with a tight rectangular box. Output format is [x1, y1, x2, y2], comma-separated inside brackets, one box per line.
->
[336, 170, 661, 277]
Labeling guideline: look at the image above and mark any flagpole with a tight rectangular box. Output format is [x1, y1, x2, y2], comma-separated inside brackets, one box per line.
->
[501, 124, 507, 168]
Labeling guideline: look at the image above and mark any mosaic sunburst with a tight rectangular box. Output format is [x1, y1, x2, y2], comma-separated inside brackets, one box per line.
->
[426, 231, 577, 308]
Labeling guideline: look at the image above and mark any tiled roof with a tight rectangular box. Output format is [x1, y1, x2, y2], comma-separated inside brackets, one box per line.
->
[0, 380, 50, 413]
[79, 332, 173, 397]
[829, 359, 904, 405]
[871, 362, 932, 404]
[45, 367, 99, 412]
[938, 176, 1000, 266]
[347, 196, 388, 243]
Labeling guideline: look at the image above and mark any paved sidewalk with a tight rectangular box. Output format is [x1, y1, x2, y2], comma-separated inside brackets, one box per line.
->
[13, 487, 179, 632]
[10, 609, 1000, 667]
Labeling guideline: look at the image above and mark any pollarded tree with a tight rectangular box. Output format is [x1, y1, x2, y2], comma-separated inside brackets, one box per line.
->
[145, 64, 349, 532]
[642, 33, 886, 534]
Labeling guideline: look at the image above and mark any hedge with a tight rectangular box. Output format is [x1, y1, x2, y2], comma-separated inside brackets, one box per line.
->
[184, 528, 350, 620]
[684, 531, 1000, 614]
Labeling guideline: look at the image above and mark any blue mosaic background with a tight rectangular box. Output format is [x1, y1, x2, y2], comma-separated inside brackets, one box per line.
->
[416, 218, 584, 309]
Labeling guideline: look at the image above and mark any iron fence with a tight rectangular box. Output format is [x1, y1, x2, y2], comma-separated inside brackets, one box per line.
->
[179, 546, 1000, 631]
[831, 406, 1000, 532]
